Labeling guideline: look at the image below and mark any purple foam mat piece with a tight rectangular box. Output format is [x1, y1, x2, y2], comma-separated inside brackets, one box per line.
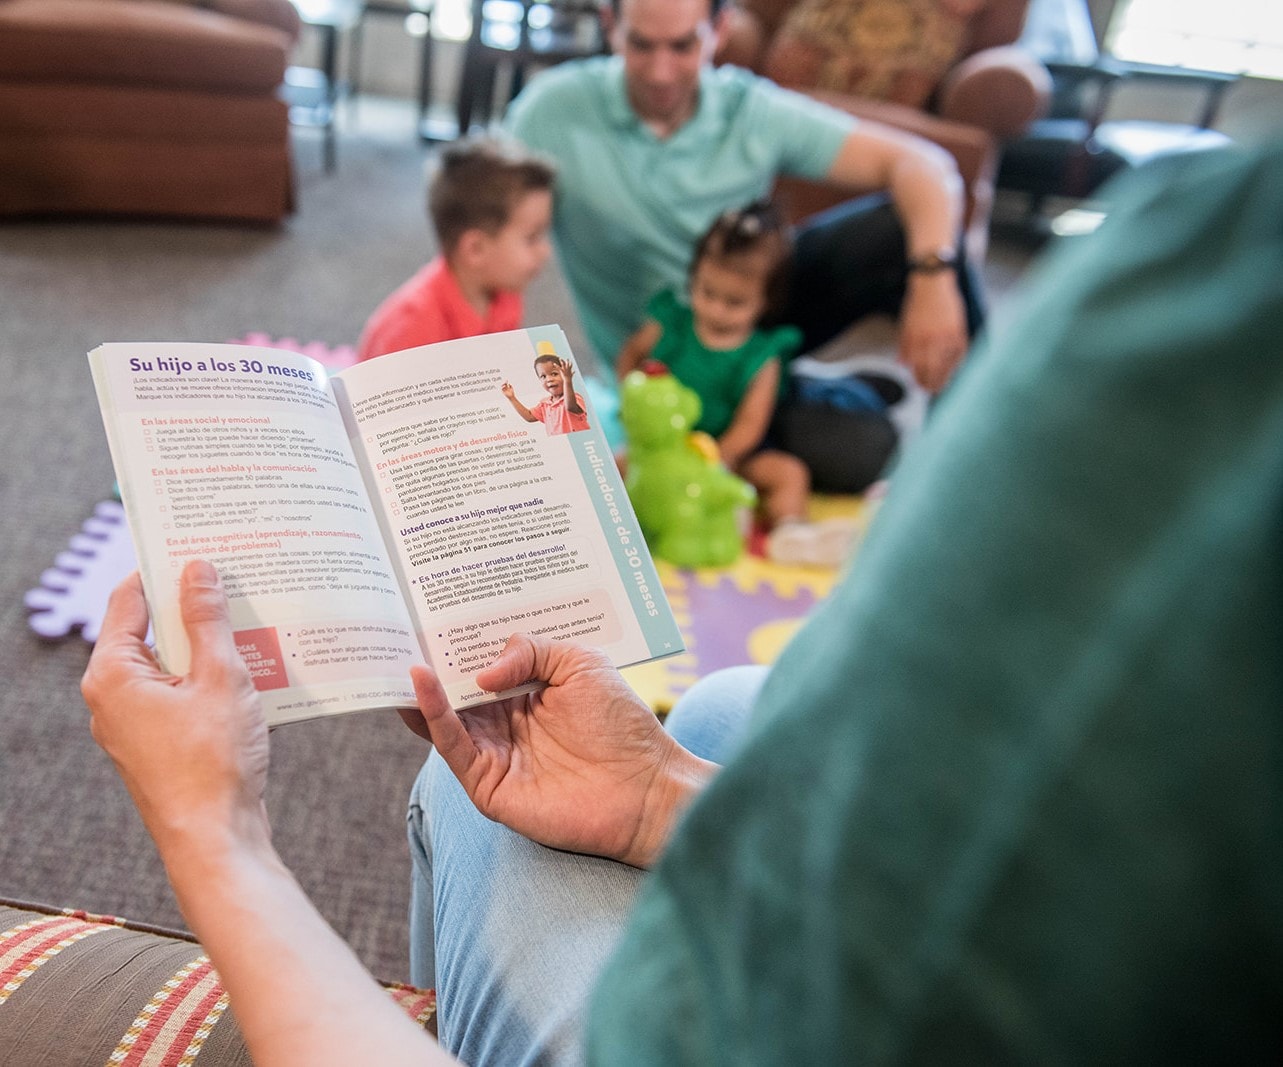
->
[622, 556, 845, 713]
[25, 500, 142, 642]
[680, 570, 821, 671]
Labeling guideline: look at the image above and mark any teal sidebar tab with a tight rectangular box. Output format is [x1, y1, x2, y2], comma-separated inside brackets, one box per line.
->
[569, 433, 685, 659]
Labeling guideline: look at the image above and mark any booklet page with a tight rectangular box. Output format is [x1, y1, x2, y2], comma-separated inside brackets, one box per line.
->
[333, 326, 683, 709]
[90, 343, 423, 725]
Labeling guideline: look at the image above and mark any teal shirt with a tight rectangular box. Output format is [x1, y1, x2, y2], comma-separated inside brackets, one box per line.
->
[587, 139, 1283, 1062]
[647, 290, 801, 438]
[506, 58, 854, 370]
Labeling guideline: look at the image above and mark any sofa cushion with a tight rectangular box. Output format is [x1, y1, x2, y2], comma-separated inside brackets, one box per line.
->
[0, 0, 291, 94]
[0, 83, 288, 141]
[0, 899, 436, 1066]
[764, 0, 982, 105]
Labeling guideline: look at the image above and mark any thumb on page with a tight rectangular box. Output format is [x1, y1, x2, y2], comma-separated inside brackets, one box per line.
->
[180, 560, 245, 682]
[475, 634, 539, 694]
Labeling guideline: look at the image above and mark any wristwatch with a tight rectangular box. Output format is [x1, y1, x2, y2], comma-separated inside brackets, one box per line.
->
[906, 247, 959, 275]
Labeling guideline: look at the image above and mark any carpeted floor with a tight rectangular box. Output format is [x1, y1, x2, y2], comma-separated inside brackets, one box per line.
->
[0, 97, 1035, 983]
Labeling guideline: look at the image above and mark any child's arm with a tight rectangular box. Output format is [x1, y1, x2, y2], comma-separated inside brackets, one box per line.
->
[718, 359, 781, 471]
[501, 380, 539, 423]
[562, 361, 585, 415]
[616, 320, 663, 381]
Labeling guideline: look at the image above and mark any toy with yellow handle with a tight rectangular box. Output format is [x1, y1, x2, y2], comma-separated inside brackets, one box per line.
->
[620, 365, 757, 568]
[686, 431, 720, 464]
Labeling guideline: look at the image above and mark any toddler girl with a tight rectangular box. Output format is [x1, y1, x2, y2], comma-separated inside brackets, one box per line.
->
[617, 201, 855, 567]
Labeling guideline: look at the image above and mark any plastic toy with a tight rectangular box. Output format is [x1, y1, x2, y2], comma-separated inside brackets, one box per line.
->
[620, 365, 756, 568]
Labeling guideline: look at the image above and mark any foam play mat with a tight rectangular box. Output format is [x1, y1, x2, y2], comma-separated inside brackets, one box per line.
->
[25, 499, 138, 642]
[620, 557, 841, 712]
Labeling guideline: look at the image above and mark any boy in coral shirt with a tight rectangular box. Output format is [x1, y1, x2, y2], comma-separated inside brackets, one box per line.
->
[357, 137, 555, 361]
[500, 343, 591, 435]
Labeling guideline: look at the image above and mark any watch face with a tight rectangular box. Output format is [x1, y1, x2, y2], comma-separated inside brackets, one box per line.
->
[909, 249, 958, 273]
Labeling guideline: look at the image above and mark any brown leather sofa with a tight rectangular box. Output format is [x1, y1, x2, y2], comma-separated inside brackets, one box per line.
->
[715, 0, 1051, 261]
[0, 0, 301, 224]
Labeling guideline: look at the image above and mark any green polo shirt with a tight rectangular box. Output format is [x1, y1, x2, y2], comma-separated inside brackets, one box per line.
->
[506, 57, 854, 370]
[587, 137, 1283, 1062]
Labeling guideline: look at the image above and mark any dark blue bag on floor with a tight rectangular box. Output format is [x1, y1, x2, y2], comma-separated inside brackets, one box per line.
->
[791, 371, 905, 414]
[774, 372, 905, 493]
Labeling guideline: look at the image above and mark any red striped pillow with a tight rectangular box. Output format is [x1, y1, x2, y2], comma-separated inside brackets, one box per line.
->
[0, 899, 436, 1064]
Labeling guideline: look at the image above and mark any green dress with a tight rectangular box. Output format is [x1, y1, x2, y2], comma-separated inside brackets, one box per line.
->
[647, 290, 801, 439]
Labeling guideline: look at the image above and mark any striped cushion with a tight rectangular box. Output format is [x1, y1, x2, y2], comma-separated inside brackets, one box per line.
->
[0, 899, 436, 1065]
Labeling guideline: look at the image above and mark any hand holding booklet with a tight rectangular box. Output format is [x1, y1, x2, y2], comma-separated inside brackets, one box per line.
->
[89, 327, 683, 726]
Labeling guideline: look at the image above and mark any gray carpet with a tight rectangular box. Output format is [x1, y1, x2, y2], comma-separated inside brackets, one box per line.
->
[0, 97, 1033, 984]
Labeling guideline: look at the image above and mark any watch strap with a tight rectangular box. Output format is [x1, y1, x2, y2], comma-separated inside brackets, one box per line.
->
[906, 248, 959, 274]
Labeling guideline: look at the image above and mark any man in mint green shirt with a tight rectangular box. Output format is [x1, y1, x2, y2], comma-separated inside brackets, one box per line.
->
[505, 56, 851, 368]
[505, 0, 978, 446]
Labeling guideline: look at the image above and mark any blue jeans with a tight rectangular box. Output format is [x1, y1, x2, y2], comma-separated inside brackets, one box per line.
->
[406, 665, 768, 1066]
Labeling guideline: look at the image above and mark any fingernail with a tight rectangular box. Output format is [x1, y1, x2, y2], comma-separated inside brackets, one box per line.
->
[185, 559, 220, 586]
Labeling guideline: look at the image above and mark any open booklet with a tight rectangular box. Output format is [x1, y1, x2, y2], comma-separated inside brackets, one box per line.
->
[89, 327, 683, 726]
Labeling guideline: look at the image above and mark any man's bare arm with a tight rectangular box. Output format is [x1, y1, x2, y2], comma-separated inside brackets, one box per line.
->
[824, 123, 969, 392]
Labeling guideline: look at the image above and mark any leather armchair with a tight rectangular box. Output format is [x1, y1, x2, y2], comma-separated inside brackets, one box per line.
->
[0, 0, 301, 224]
[715, 0, 1051, 261]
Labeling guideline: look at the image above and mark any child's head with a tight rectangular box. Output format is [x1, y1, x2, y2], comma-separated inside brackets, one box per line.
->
[534, 350, 568, 397]
[688, 201, 792, 343]
[429, 136, 556, 293]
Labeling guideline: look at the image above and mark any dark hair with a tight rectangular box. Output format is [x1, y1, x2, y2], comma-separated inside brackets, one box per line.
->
[690, 200, 793, 325]
[608, 0, 721, 18]
[428, 136, 556, 254]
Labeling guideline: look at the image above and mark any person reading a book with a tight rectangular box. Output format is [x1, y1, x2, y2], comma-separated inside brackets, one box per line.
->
[357, 137, 555, 362]
[81, 137, 1283, 1066]
[617, 200, 854, 566]
[500, 346, 591, 435]
[503, 0, 984, 459]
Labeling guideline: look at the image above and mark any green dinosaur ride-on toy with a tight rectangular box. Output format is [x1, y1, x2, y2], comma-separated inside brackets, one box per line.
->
[620, 365, 756, 568]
